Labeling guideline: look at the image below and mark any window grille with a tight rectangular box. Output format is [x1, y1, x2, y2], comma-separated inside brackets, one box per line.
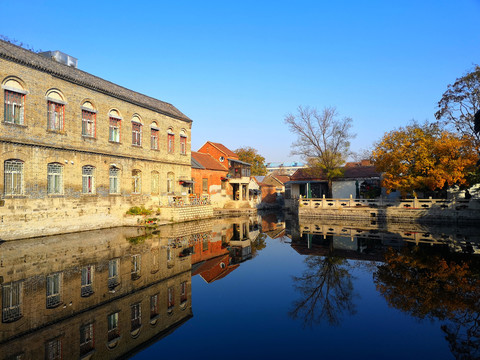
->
[80, 323, 94, 355]
[151, 128, 159, 149]
[2, 281, 22, 323]
[47, 163, 63, 195]
[82, 166, 95, 194]
[108, 259, 120, 289]
[81, 266, 94, 297]
[167, 133, 174, 153]
[132, 122, 142, 146]
[4, 90, 24, 125]
[46, 273, 62, 308]
[107, 312, 119, 341]
[47, 101, 64, 131]
[131, 303, 141, 331]
[109, 118, 120, 142]
[132, 170, 141, 194]
[180, 135, 187, 155]
[4, 160, 23, 196]
[82, 110, 96, 137]
[45, 337, 62, 360]
[109, 167, 120, 194]
[131, 255, 141, 280]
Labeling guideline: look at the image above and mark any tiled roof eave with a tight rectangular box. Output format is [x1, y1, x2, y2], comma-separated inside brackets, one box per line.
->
[0, 49, 192, 123]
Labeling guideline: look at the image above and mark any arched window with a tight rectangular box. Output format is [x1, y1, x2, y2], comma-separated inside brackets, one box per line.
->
[151, 171, 159, 195]
[46, 90, 66, 131]
[47, 163, 63, 195]
[131, 115, 142, 146]
[109, 109, 121, 143]
[4, 159, 23, 195]
[2, 78, 26, 125]
[167, 172, 174, 193]
[167, 128, 174, 153]
[132, 169, 141, 194]
[150, 122, 159, 150]
[180, 129, 187, 155]
[82, 166, 95, 194]
[81, 101, 96, 138]
[109, 166, 120, 194]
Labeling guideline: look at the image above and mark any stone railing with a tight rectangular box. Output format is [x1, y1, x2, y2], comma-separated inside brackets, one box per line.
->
[167, 194, 211, 207]
[297, 196, 480, 210]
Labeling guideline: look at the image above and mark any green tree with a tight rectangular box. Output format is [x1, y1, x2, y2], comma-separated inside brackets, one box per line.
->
[285, 106, 355, 197]
[372, 122, 477, 196]
[234, 146, 267, 176]
[435, 65, 480, 147]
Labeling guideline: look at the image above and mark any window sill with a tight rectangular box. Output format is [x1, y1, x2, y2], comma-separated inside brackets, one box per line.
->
[47, 194, 64, 198]
[132, 144, 142, 148]
[151, 148, 160, 151]
[109, 141, 121, 145]
[82, 136, 97, 140]
[3, 121, 27, 128]
[109, 193, 122, 196]
[3, 195, 26, 199]
[81, 193, 97, 196]
[47, 129, 66, 135]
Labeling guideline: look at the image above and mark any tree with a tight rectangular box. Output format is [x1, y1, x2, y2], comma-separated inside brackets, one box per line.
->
[234, 147, 267, 176]
[284, 106, 355, 197]
[435, 65, 480, 147]
[372, 122, 477, 196]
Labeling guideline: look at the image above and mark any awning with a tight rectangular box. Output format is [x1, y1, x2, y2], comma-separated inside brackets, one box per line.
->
[179, 180, 194, 186]
[228, 158, 252, 166]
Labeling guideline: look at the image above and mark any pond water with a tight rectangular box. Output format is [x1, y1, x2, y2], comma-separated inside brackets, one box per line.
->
[1, 213, 479, 359]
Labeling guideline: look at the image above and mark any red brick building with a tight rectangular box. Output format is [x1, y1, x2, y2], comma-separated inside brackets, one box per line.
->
[191, 151, 230, 199]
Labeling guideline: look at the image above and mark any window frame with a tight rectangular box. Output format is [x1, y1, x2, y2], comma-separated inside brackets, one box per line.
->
[132, 170, 141, 194]
[47, 100, 65, 132]
[81, 265, 94, 297]
[4, 89, 25, 125]
[46, 273, 62, 308]
[47, 163, 64, 195]
[2, 280, 22, 323]
[109, 167, 120, 194]
[109, 116, 121, 143]
[4, 159, 23, 196]
[81, 109, 96, 138]
[82, 166, 95, 194]
[132, 121, 142, 146]
[167, 131, 175, 153]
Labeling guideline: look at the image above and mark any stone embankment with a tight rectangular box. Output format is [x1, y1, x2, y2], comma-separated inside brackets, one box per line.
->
[292, 197, 480, 224]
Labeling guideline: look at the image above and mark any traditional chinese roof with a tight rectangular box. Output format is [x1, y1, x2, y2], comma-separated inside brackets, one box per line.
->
[0, 40, 191, 123]
[191, 152, 227, 171]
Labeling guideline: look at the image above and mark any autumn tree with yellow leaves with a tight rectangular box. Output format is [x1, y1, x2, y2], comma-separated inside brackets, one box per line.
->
[372, 122, 477, 196]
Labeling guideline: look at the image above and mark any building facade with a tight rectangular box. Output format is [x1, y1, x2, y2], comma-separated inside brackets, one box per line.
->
[0, 40, 192, 239]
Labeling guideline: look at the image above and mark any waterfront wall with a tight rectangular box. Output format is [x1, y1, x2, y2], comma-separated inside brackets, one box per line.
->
[290, 197, 480, 224]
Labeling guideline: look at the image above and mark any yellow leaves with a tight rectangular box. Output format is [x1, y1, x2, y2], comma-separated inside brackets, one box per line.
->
[372, 123, 478, 195]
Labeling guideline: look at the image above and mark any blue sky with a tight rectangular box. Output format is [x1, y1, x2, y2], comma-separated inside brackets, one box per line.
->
[1, 0, 479, 162]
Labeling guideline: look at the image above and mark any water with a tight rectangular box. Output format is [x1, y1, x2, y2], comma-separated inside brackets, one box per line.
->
[1, 213, 479, 359]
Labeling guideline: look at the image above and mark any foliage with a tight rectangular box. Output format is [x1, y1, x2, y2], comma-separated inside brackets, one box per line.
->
[126, 206, 152, 216]
[290, 255, 356, 326]
[435, 65, 480, 147]
[372, 122, 478, 196]
[234, 146, 267, 175]
[374, 247, 480, 359]
[285, 106, 355, 196]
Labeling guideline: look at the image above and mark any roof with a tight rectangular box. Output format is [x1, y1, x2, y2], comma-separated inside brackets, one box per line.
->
[290, 168, 327, 181]
[191, 157, 205, 169]
[274, 175, 291, 184]
[0, 40, 191, 123]
[228, 158, 251, 166]
[343, 166, 380, 179]
[266, 161, 305, 168]
[191, 152, 227, 171]
[206, 142, 238, 158]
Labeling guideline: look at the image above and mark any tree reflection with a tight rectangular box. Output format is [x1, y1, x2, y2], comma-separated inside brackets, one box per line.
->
[374, 247, 480, 359]
[290, 255, 356, 327]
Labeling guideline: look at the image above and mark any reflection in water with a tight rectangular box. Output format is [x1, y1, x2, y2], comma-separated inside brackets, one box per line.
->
[374, 247, 480, 360]
[290, 254, 356, 326]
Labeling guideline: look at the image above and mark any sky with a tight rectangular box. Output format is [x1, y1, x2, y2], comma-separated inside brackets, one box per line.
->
[1, 0, 480, 163]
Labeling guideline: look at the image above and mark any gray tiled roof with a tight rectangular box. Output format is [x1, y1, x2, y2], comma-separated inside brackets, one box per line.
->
[0, 40, 191, 123]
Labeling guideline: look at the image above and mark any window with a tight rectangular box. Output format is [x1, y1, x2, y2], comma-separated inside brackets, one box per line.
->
[2, 280, 22, 323]
[180, 281, 187, 303]
[180, 130, 187, 155]
[132, 116, 142, 146]
[47, 163, 63, 195]
[46, 273, 62, 308]
[4, 159, 23, 196]
[202, 178, 208, 194]
[167, 287, 174, 310]
[132, 170, 141, 194]
[82, 110, 96, 137]
[81, 265, 94, 297]
[151, 171, 159, 195]
[151, 122, 159, 149]
[4, 90, 25, 125]
[221, 179, 226, 190]
[108, 259, 120, 290]
[150, 294, 159, 319]
[46, 90, 66, 131]
[80, 323, 94, 356]
[45, 337, 62, 360]
[109, 167, 120, 194]
[82, 166, 95, 194]
[202, 238, 208, 251]
[131, 255, 141, 280]
[167, 130, 174, 153]
[151, 248, 160, 273]
[109, 110, 121, 142]
[167, 172, 174, 193]
[131, 303, 141, 332]
[107, 312, 120, 341]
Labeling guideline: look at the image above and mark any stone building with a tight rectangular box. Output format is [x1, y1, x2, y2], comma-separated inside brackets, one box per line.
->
[0, 40, 192, 239]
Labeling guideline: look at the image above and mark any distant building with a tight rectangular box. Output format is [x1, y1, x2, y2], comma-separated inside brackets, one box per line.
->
[265, 161, 306, 176]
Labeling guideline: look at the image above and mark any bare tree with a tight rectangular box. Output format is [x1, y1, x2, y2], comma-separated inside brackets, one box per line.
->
[284, 106, 355, 197]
